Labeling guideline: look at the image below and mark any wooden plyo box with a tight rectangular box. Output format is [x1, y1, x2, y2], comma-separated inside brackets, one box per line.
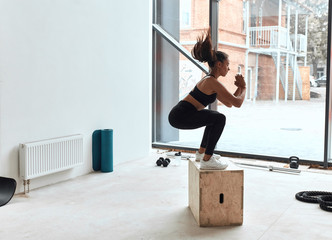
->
[188, 159, 244, 227]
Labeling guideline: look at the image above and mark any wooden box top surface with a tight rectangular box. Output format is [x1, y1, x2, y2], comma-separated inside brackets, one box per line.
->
[189, 158, 243, 172]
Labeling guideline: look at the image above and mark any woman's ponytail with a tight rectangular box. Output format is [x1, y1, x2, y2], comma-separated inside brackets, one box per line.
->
[191, 28, 217, 67]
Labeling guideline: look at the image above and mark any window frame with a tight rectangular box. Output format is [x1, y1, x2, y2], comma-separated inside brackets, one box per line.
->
[152, 0, 332, 168]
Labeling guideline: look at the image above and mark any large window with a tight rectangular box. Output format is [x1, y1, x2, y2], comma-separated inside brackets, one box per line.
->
[153, 0, 331, 166]
[180, 0, 192, 29]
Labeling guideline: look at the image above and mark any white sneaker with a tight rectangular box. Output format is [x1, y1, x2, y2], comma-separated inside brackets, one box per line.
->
[195, 151, 221, 162]
[200, 156, 228, 170]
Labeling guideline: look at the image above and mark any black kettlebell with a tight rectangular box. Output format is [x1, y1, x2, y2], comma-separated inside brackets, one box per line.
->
[289, 156, 299, 169]
[175, 152, 181, 157]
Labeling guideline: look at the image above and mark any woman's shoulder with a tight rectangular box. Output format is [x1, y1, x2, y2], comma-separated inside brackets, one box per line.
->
[196, 77, 219, 94]
[199, 76, 221, 87]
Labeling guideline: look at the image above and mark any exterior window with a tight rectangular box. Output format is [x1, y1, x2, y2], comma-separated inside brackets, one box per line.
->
[242, 1, 247, 33]
[153, 0, 330, 167]
[180, 0, 191, 29]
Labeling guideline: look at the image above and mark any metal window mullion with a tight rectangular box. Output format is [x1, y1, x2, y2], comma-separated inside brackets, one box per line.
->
[152, 0, 157, 24]
[152, 0, 158, 143]
[209, 0, 220, 110]
[152, 24, 208, 74]
[209, 0, 219, 50]
[324, 0, 332, 168]
[152, 28, 157, 143]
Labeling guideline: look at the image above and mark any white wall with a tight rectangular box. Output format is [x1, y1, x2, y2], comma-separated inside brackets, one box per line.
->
[0, 0, 152, 192]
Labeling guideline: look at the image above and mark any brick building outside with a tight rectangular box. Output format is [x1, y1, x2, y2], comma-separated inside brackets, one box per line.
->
[178, 0, 310, 102]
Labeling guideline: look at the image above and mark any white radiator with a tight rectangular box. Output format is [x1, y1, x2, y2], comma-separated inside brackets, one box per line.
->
[19, 134, 84, 182]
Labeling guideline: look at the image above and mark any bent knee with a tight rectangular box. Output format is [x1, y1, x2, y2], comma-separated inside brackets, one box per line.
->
[216, 113, 226, 125]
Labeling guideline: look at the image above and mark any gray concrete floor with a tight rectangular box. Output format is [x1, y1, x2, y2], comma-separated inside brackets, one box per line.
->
[1, 151, 331, 240]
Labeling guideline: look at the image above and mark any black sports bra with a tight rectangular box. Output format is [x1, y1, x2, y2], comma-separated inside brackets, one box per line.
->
[189, 86, 217, 107]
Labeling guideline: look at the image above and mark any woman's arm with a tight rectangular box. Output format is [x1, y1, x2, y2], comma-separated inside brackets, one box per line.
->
[214, 75, 246, 108]
[233, 86, 246, 106]
[234, 86, 245, 97]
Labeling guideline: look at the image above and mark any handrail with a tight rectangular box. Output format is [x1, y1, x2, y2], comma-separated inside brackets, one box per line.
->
[290, 55, 303, 99]
[249, 26, 288, 48]
[249, 26, 306, 53]
[251, 26, 304, 100]
[271, 53, 286, 91]
[287, 40, 303, 99]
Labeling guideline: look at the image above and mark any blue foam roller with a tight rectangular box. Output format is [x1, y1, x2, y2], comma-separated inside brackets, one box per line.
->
[92, 130, 102, 171]
[101, 129, 113, 172]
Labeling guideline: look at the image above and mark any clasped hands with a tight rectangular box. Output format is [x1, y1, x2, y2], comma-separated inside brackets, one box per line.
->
[234, 74, 246, 88]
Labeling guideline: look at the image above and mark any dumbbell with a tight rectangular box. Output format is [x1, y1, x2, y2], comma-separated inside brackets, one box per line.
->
[289, 156, 299, 169]
[156, 157, 171, 167]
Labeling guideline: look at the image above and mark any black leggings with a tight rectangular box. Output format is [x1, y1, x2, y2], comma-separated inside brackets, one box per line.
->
[168, 101, 226, 155]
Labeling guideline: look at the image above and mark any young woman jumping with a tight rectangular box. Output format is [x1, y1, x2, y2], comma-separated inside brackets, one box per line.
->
[168, 29, 246, 170]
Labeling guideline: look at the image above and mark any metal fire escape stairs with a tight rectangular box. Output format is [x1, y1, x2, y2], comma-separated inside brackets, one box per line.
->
[247, 0, 309, 102]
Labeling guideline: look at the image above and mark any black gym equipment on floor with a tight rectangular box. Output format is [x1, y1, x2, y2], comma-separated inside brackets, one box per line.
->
[0, 177, 17, 207]
[295, 191, 332, 212]
[156, 157, 171, 167]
